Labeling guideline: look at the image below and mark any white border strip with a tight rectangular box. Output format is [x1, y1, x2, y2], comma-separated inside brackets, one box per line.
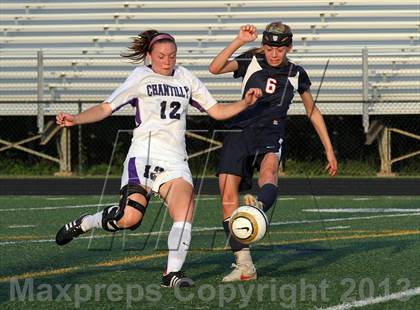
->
[319, 286, 420, 310]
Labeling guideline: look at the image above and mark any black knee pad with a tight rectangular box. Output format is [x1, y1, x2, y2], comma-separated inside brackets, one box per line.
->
[102, 205, 124, 232]
[119, 184, 149, 230]
[101, 185, 149, 232]
[102, 200, 147, 232]
[126, 199, 147, 230]
[120, 184, 150, 206]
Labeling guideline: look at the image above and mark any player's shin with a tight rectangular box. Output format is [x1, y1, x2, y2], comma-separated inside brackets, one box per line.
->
[257, 183, 278, 212]
[166, 221, 192, 274]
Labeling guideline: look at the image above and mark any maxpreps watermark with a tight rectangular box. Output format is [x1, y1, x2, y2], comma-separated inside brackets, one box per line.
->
[10, 278, 329, 308]
[9, 278, 161, 308]
[174, 279, 330, 308]
[9, 277, 412, 308]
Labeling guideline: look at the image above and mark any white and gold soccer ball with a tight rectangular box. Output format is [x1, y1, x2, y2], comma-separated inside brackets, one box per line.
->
[229, 205, 268, 244]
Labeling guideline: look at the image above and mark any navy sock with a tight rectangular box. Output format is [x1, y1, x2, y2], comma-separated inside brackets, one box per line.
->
[257, 183, 278, 212]
[222, 218, 249, 252]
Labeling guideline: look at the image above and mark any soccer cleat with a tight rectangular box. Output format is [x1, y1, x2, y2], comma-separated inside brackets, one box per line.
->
[222, 263, 257, 282]
[161, 271, 194, 288]
[55, 214, 88, 246]
[243, 194, 264, 210]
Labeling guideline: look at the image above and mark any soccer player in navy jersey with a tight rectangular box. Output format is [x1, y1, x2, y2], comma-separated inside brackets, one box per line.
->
[54, 30, 261, 288]
[209, 22, 337, 282]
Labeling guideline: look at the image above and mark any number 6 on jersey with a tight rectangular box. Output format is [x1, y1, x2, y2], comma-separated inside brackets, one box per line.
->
[265, 78, 277, 94]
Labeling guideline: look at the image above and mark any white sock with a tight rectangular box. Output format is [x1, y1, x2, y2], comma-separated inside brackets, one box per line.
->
[166, 221, 192, 274]
[80, 211, 103, 232]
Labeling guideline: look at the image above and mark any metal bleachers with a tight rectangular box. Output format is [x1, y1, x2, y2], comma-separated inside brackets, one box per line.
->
[0, 0, 419, 116]
[1, 0, 419, 50]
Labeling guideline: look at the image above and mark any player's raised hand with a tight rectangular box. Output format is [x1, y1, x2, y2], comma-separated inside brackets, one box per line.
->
[237, 24, 258, 43]
[244, 88, 262, 106]
[56, 112, 76, 127]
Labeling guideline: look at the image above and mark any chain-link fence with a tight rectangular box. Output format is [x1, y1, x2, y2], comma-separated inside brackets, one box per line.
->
[0, 113, 419, 177]
[0, 50, 419, 177]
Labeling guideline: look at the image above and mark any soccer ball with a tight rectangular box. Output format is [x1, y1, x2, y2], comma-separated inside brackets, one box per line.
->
[229, 205, 268, 244]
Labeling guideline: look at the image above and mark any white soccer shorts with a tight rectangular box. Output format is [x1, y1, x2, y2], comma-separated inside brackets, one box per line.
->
[120, 156, 193, 194]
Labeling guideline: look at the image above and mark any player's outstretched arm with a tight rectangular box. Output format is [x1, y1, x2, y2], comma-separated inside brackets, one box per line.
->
[208, 24, 258, 75]
[301, 91, 337, 176]
[56, 102, 112, 127]
[206, 88, 261, 120]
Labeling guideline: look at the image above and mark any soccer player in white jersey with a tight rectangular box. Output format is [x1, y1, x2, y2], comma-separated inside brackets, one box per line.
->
[55, 30, 261, 288]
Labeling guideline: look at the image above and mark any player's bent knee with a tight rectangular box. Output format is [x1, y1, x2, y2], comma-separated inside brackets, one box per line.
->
[102, 199, 147, 231]
[102, 184, 149, 232]
[117, 206, 142, 228]
[120, 199, 147, 230]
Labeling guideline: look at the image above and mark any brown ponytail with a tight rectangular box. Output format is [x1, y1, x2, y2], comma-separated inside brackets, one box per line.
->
[121, 30, 177, 63]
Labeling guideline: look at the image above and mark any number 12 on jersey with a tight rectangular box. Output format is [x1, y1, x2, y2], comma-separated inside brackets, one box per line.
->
[160, 101, 181, 120]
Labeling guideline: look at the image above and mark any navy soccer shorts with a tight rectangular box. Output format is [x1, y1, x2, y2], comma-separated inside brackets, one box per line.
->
[217, 125, 284, 192]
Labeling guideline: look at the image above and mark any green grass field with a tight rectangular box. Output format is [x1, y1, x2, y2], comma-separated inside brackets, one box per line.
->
[1, 195, 420, 309]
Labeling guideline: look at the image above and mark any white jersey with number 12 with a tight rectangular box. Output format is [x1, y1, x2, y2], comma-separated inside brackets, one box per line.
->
[106, 65, 217, 162]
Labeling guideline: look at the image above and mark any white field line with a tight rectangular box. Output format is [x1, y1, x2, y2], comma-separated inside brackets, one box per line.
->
[270, 212, 420, 226]
[2, 212, 420, 246]
[312, 196, 419, 200]
[3, 196, 419, 213]
[304, 208, 420, 213]
[0, 197, 296, 213]
[8, 225, 36, 228]
[0, 225, 215, 246]
[0, 239, 58, 246]
[318, 286, 420, 310]
[325, 226, 351, 230]
[0, 203, 116, 212]
[0, 197, 220, 212]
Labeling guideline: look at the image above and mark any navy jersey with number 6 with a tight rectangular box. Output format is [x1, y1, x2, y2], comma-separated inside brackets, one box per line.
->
[231, 50, 311, 136]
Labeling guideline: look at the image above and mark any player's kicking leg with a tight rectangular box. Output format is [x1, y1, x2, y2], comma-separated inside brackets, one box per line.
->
[243, 183, 278, 212]
[55, 184, 148, 245]
[243, 194, 264, 209]
[244, 152, 279, 213]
